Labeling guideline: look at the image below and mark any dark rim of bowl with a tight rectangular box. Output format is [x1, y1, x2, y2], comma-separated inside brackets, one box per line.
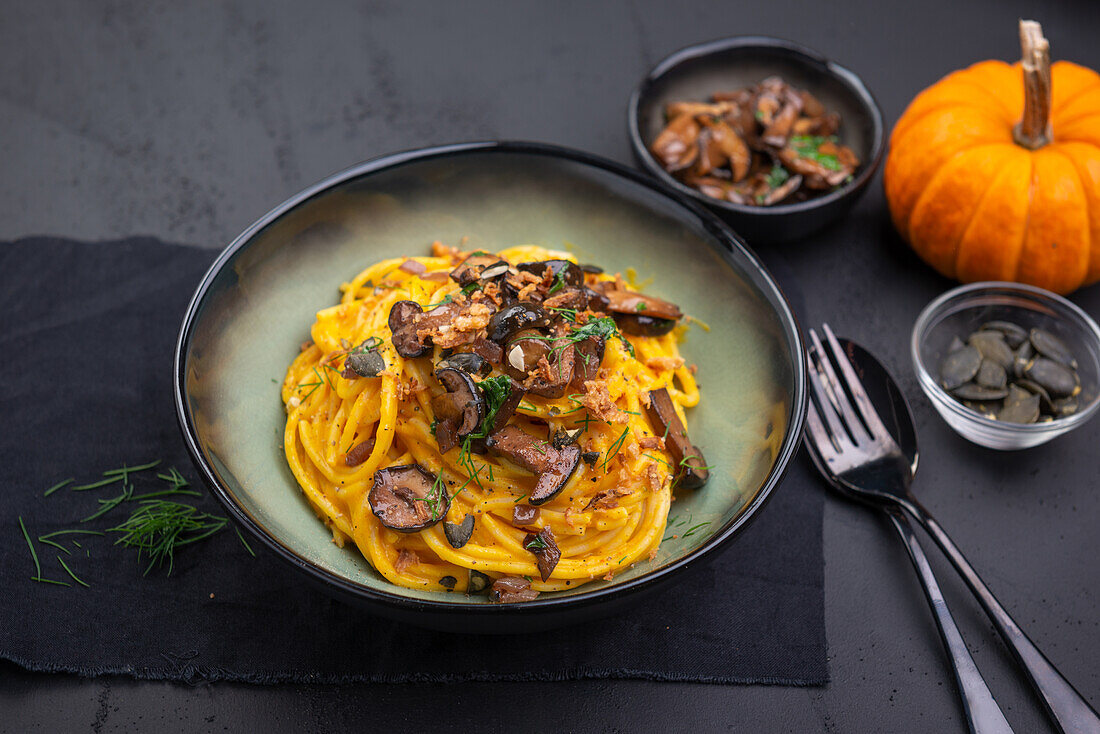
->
[173, 140, 808, 615]
[627, 35, 886, 218]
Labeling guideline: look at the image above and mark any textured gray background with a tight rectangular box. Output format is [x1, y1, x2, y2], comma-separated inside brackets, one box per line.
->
[3, 1, 1099, 732]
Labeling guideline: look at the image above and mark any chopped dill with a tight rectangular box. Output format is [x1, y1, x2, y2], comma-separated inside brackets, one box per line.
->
[18, 517, 41, 578]
[235, 527, 256, 557]
[108, 500, 228, 576]
[681, 521, 711, 539]
[548, 270, 567, 294]
[71, 475, 123, 491]
[38, 537, 71, 555]
[43, 478, 74, 497]
[525, 535, 549, 551]
[57, 556, 89, 587]
[643, 453, 672, 468]
[104, 460, 161, 478]
[32, 577, 70, 587]
[602, 426, 630, 472]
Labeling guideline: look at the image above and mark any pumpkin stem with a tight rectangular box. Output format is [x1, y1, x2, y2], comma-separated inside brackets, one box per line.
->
[1013, 19, 1053, 150]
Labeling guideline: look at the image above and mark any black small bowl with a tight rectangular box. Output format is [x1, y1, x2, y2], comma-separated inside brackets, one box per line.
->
[628, 36, 885, 244]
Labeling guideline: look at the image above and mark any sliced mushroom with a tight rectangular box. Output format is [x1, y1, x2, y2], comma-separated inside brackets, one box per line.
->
[342, 347, 386, 378]
[443, 514, 476, 549]
[597, 287, 682, 337]
[700, 117, 751, 182]
[431, 367, 486, 452]
[468, 569, 492, 594]
[535, 343, 576, 399]
[650, 113, 701, 172]
[753, 77, 786, 127]
[388, 300, 430, 358]
[502, 329, 551, 381]
[344, 437, 376, 467]
[763, 173, 803, 206]
[602, 289, 683, 321]
[643, 388, 708, 489]
[512, 504, 540, 528]
[485, 425, 581, 505]
[436, 351, 491, 376]
[516, 259, 583, 288]
[571, 335, 605, 388]
[524, 527, 561, 581]
[450, 253, 510, 286]
[489, 576, 539, 603]
[665, 101, 735, 119]
[761, 89, 804, 147]
[368, 464, 448, 532]
[613, 313, 678, 337]
[542, 286, 591, 312]
[451, 337, 504, 365]
[487, 302, 550, 344]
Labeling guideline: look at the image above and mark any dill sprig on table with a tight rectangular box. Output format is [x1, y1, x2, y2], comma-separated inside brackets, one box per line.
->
[107, 500, 229, 576]
[22, 463, 256, 586]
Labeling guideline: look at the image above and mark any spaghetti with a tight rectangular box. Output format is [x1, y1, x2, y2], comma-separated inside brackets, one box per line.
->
[281, 242, 706, 600]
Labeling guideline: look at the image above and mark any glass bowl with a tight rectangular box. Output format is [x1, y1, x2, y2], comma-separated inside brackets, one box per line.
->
[912, 282, 1100, 450]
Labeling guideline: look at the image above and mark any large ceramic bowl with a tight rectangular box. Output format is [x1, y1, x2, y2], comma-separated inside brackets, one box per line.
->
[174, 142, 806, 633]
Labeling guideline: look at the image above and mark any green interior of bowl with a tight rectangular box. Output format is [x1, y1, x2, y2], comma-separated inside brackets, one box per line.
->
[181, 148, 798, 604]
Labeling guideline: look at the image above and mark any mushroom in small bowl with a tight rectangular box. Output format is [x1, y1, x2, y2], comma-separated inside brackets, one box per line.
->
[629, 36, 884, 244]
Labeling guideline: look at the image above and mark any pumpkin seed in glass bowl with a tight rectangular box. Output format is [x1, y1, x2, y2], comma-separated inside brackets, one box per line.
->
[912, 282, 1100, 450]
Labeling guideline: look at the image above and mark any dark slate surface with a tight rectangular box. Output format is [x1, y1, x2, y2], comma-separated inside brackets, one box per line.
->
[2, 0, 1099, 731]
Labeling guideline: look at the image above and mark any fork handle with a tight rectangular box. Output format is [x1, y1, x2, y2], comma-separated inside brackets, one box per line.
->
[903, 499, 1100, 734]
[888, 509, 1015, 734]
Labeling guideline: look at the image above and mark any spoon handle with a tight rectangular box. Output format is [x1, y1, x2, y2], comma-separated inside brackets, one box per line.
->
[887, 508, 1015, 734]
[905, 499, 1100, 734]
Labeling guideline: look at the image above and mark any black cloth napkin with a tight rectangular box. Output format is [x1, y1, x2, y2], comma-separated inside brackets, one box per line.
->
[0, 237, 825, 685]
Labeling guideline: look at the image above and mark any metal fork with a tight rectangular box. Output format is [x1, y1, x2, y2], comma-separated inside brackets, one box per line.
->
[804, 324, 1100, 734]
[804, 325, 1012, 734]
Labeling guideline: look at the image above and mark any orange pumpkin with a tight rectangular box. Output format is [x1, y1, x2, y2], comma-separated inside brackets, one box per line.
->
[885, 21, 1100, 294]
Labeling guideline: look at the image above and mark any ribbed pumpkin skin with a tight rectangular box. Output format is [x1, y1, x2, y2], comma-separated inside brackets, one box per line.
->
[885, 60, 1100, 294]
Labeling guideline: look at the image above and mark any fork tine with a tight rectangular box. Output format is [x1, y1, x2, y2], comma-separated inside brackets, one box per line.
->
[821, 323, 893, 441]
[807, 347, 852, 451]
[805, 399, 839, 461]
[809, 328, 872, 444]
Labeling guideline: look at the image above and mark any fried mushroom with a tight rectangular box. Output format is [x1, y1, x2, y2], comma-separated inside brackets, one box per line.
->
[368, 464, 447, 532]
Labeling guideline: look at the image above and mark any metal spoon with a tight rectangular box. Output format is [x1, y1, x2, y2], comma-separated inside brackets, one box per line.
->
[807, 336, 1013, 733]
[807, 331, 1100, 734]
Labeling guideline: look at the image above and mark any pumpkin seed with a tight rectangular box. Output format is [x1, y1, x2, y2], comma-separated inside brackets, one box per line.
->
[998, 385, 1040, 424]
[941, 346, 982, 390]
[1051, 396, 1079, 417]
[1029, 328, 1077, 369]
[975, 359, 1007, 389]
[939, 323, 1084, 423]
[952, 383, 1009, 401]
[968, 331, 1013, 368]
[1015, 379, 1054, 414]
[1023, 357, 1079, 398]
[982, 320, 1028, 348]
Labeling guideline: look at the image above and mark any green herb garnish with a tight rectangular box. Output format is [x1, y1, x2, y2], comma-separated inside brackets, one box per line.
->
[789, 135, 842, 171]
[764, 164, 790, 189]
[19, 516, 41, 578]
[43, 478, 74, 497]
[525, 535, 549, 551]
[602, 426, 630, 472]
[108, 500, 229, 576]
[548, 270, 567, 295]
[635, 303, 647, 312]
[57, 556, 89, 587]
